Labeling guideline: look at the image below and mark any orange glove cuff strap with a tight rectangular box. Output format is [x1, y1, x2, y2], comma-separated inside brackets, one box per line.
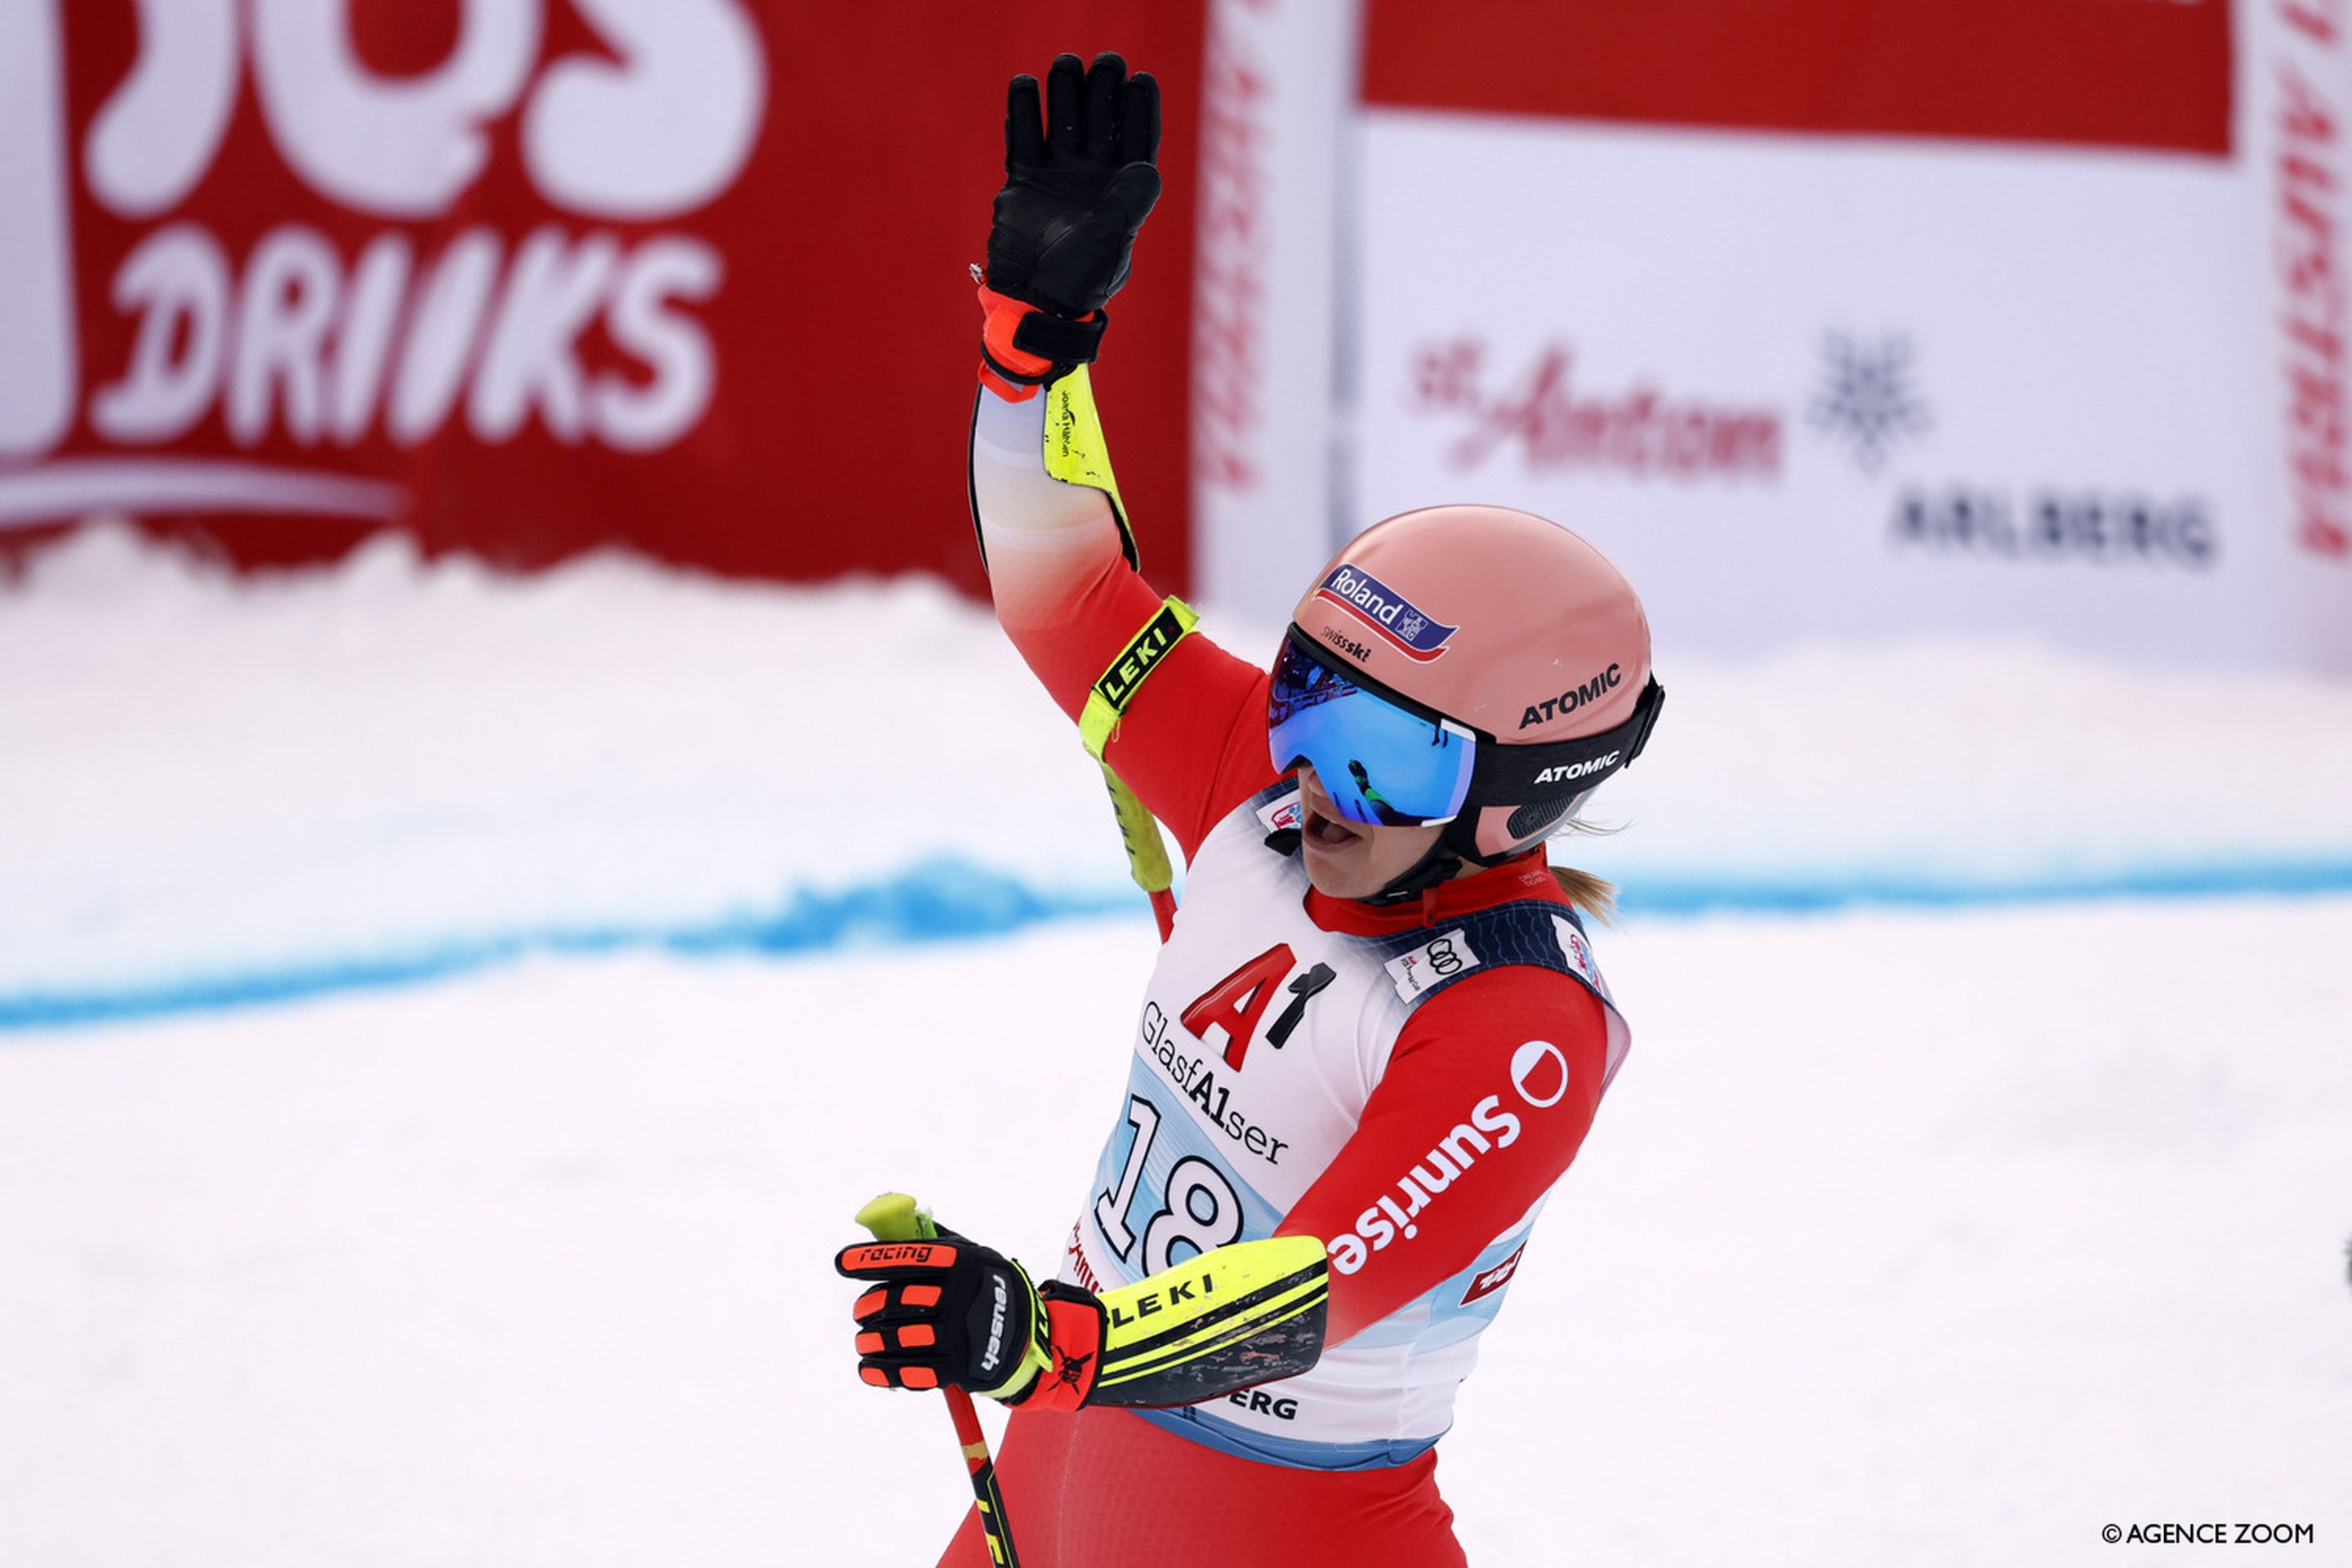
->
[1009, 1290, 1103, 1412]
[977, 284, 1105, 400]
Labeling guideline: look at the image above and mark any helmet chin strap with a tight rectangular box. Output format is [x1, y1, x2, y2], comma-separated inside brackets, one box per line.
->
[1271, 799, 1552, 909]
[1358, 814, 1506, 906]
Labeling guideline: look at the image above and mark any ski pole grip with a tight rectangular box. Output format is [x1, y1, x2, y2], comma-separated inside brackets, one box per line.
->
[850, 1192, 1020, 1562]
[855, 1192, 938, 1244]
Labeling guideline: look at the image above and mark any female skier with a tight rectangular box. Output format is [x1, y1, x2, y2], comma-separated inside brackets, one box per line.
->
[835, 54, 1664, 1566]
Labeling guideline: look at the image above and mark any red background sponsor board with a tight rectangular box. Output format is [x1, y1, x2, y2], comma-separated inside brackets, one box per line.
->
[3, 1, 1204, 597]
[1362, 0, 2233, 156]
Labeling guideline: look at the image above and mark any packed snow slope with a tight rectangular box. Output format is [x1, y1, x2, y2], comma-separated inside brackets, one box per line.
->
[2, 902, 2346, 1567]
[4, 525, 2351, 1024]
[3, 532, 2349, 1565]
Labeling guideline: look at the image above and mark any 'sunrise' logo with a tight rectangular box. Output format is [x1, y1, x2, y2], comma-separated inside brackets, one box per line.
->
[0, 1, 768, 528]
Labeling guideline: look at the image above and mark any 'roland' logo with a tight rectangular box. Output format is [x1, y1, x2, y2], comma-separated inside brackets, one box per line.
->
[1314, 564, 1459, 662]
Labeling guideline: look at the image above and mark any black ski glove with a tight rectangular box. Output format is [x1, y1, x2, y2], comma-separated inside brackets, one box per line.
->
[986, 52, 1163, 324]
[835, 1227, 1105, 1408]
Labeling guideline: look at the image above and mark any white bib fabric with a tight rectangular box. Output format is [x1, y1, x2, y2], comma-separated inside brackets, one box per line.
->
[1062, 782, 1630, 1470]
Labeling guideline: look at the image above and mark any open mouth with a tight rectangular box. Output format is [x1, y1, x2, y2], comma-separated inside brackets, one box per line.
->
[1301, 804, 1364, 850]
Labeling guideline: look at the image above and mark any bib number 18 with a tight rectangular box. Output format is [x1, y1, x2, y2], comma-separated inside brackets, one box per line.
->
[1092, 1094, 1244, 1275]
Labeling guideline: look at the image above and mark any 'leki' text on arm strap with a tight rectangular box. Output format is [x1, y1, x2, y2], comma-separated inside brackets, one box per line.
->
[1080, 595, 1200, 760]
[1086, 1234, 1330, 1408]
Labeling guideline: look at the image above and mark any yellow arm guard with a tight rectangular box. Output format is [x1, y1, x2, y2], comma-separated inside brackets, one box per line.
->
[1086, 1235, 1330, 1408]
[1040, 363, 1138, 568]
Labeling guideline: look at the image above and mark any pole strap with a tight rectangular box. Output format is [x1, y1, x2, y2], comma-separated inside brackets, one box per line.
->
[1079, 596, 1198, 760]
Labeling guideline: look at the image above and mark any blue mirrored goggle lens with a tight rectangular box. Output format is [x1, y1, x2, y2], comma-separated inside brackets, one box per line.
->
[1267, 639, 1477, 826]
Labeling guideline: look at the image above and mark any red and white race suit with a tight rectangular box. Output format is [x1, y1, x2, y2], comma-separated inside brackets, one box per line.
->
[940, 375, 1630, 1561]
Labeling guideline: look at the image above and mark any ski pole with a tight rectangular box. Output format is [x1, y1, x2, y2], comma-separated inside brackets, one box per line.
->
[1098, 762, 1176, 941]
[854, 1192, 1022, 1568]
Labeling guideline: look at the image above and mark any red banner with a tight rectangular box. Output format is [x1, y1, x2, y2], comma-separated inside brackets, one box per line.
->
[1364, 0, 2232, 157]
[0, 1, 1203, 596]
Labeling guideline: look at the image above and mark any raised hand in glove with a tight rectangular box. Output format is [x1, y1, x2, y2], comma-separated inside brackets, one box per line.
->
[979, 51, 1162, 383]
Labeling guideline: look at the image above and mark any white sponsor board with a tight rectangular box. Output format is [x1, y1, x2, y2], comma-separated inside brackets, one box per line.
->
[1189, 0, 1362, 630]
[2244, 0, 2352, 672]
[1348, 110, 2294, 667]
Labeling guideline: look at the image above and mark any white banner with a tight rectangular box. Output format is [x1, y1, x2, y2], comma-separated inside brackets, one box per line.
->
[2247, 0, 2352, 671]
[1189, 0, 1361, 630]
[1352, 114, 2280, 666]
[1225, 0, 2352, 674]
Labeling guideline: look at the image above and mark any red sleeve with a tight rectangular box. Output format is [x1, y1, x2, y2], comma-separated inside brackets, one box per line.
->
[973, 398, 1278, 858]
[1276, 965, 1610, 1344]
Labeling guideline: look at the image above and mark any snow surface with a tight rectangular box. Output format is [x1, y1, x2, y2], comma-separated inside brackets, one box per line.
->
[6, 526, 2352, 1017]
[3, 531, 2350, 1564]
[2, 904, 2346, 1566]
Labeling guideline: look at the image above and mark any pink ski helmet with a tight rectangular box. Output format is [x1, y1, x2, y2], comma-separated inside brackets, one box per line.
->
[1273, 505, 1662, 893]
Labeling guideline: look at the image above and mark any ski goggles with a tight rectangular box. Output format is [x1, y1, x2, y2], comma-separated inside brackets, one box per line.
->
[1268, 630, 1479, 826]
[1268, 627, 1665, 829]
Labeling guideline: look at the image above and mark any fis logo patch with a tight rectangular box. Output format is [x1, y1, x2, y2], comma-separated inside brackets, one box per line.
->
[1316, 564, 1459, 662]
[1550, 915, 1600, 988]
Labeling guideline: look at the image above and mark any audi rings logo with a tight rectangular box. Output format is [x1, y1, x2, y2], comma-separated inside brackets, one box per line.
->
[1510, 1040, 1571, 1108]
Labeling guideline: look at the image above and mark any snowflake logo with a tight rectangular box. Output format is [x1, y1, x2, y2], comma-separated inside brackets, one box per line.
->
[1809, 333, 1930, 474]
